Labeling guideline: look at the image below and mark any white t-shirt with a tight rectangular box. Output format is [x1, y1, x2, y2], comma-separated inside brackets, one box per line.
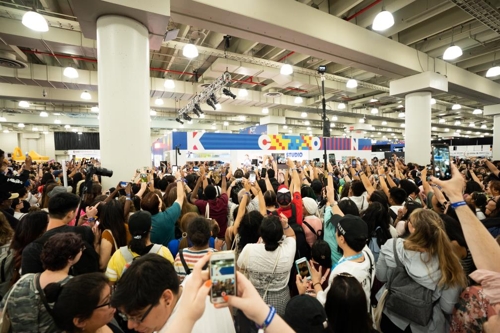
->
[316, 246, 375, 310]
[237, 237, 296, 291]
[340, 192, 369, 213]
[158, 275, 235, 333]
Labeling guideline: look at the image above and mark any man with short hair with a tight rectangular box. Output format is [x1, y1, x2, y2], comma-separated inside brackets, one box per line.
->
[388, 187, 407, 221]
[111, 254, 235, 333]
[21, 192, 99, 275]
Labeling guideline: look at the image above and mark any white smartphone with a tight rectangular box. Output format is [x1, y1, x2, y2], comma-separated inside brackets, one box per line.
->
[209, 251, 237, 304]
[295, 257, 312, 280]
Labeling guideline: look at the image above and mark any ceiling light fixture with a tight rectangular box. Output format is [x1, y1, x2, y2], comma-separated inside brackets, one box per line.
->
[431, 127, 437, 130]
[80, 91, 91, 100]
[338, 102, 346, 110]
[91, 107, 99, 113]
[294, 96, 303, 104]
[359, 117, 365, 123]
[469, 122, 475, 127]
[398, 112, 405, 118]
[369, 98, 378, 103]
[481, 124, 487, 129]
[452, 103, 461, 110]
[3, 129, 9, 133]
[54, 119, 61, 124]
[301, 112, 307, 118]
[64, 124, 70, 129]
[0, 116, 6, 122]
[22, 11, 49, 32]
[238, 89, 248, 97]
[283, 125, 288, 129]
[164, 79, 175, 89]
[305, 121, 310, 126]
[183, 43, 199, 58]
[439, 118, 445, 123]
[431, 98, 436, 105]
[150, 110, 157, 116]
[473, 109, 482, 115]
[381, 121, 387, 125]
[262, 108, 269, 114]
[443, 45, 462, 61]
[40, 111, 48, 117]
[63, 67, 78, 79]
[372, 9, 394, 31]
[400, 123, 405, 127]
[280, 63, 293, 75]
[445, 128, 450, 132]
[371, 108, 379, 114]
[154, 98, 164, 106]
[346, 79, 357, 89]
[18, 123, 25, 128]
[223, 121, 229, 126]
[486, 65, 500, 78]
[332, 116, 338, 121]
[239, 115, 246, 121]
[454, 120, 461, 125]
[18, 101, 30, 108]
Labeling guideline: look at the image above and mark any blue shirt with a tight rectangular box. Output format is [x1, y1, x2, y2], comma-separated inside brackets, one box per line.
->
[323, 206, 343, 265]
[150, 202, 182, 247]
[168, 237, 215, 258]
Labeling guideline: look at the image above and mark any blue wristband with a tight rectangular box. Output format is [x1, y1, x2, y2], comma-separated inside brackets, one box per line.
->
[257, 306, 276, 331]
[450, 201, 467, 209]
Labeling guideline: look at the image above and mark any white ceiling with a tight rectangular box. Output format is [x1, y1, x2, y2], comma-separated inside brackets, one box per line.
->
[0, 0, 498, 140]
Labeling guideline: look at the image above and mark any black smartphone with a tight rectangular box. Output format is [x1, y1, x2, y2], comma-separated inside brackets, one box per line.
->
[328, 153, 336, 165]
[260, 167, 267, 178]
[432, 144, 451, 180]
[352, 160, 357, 168]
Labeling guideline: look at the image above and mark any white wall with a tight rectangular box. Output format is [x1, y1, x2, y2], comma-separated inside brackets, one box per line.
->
[0, 131, 56, 159]
[0, 132, 19, 155]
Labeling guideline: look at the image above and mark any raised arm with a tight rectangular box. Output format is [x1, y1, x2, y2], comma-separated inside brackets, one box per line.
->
[483, 159, 500, 178]
[175, 171, 185, 208]
[190, 173, 203, 204]
[386, 168, 398, 188]
[433, 164, 500, 273]
[378, 166, 391, 198]
[421, 167, 433, 196]
[327, 162, 344, 217]
[357, 163, 375, 196]
[469, 168, 485, 190]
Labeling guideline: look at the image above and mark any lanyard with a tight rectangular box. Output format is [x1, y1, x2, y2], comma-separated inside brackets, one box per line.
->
[332, 252, 363, 271]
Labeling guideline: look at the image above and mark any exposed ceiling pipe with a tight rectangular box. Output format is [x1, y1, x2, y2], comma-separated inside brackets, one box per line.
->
[345, 0, 382, 21]
[23, 50, 308, 93]
[276, 51, 295, 63]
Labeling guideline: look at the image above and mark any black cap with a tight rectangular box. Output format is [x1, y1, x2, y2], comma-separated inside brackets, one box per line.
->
[283, 295, 328, 333]
[128, 211, 152, 239]
[336, 214, 368, 245]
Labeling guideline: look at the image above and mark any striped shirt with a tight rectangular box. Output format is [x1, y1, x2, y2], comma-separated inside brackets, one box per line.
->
[174, 248, 216, 280]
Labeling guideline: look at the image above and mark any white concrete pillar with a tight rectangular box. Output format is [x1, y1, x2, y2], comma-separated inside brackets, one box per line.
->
[494, 115, 500, 161]
[267, 124, 279, 134]
[97, 16, 151, 189]
[405, 92, 431, 165]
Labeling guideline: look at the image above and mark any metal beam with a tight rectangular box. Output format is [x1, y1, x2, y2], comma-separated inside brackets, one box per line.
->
[354, 0, 416, 29]
[329, 0, 364, 17]
[170, 0, 500, 104]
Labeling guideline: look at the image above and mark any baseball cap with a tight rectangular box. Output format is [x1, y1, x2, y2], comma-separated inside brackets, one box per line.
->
[48, 186, 72, 198]
[276, 185, 291, 206]
[283, 295, 328, 333]
[0, 191, 19, 202]
[336, 214, 368, 245]
[128, 211, 152, 239]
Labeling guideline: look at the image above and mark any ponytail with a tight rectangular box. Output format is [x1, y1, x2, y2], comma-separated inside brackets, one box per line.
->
[129, 232, 148, 254]
[179, 232, 189, 251]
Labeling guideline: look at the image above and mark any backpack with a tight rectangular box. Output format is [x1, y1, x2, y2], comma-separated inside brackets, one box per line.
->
[119, 244, 162, 275]
[0, 247, 14, 300]
[368, 228, 382, 262]
[384, 240, 436, 326]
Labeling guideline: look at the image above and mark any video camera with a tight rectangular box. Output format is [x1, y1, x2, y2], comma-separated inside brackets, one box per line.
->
[83, 165, 113, 194]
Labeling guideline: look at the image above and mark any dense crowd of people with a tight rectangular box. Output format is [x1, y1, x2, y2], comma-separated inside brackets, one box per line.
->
[0, 147, 499, 333]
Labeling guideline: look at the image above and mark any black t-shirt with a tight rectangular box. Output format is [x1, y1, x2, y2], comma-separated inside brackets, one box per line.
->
[21, 225, 99, 275]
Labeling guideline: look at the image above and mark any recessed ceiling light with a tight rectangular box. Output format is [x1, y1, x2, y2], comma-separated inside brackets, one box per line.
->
[369, 98, 378, 102]
[431, 127, 437, 130]
[164, 79, 175, 89]
[223, 121, 229, 126]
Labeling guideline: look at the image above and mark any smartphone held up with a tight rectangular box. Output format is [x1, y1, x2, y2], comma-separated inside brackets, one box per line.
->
[431, 144, 451, 180]
[209, 251, 237, 304]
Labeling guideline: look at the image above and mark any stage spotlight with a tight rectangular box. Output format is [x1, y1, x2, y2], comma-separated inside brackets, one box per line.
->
[206, 98, 216, 110]
[210, 94, 219, 104]
[222, 88, 236, 99]
[182, 113, 192, 121]
[175, 117, 184, 124]
[194, 103, 204, 114]
[193, 108, 201, 117]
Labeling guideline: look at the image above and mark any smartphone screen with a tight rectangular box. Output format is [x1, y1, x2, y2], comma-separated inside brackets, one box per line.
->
[172, 165, 178, 173]
[249, 172, 256, 184]
[140, 174, 147, 182]
[352, 160, 357, 168]
[432, 144, 451, 180]
[295, 258, 311, 280]
[193, 167, 199, 172]
[120, 181, 128, 187]
[260, 167, 267, 178]
[210, 251, 236, 304]
[328, 153, 336, 165]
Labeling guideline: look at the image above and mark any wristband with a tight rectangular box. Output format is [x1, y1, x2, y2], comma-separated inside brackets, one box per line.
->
[126, 194, 131, 198]
[126, 197, 132, 201]
[302, 177, 307, 181]
[87, 217, 96, 222]
[257, 306, 276, 333]
[328, 172, 334, 177]
[176, 179, 183, 183]
[450, 201, 467, 209]
[283, 224, 290, 230]
[221, 173, 226, 177]
[313, 282, 322, 288]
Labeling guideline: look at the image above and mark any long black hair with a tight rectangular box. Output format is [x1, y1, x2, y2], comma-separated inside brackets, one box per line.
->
[98, 200, 128, 248]
[237, 211, 263, 253]
[362, 202, 392, 248]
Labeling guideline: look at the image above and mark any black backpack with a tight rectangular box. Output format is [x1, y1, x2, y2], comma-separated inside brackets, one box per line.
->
[230, 180, 245, 203]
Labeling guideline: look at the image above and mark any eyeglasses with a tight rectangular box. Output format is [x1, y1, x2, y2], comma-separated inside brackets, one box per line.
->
[95, 293, 111, 309]
[119, 303, 155, 323]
